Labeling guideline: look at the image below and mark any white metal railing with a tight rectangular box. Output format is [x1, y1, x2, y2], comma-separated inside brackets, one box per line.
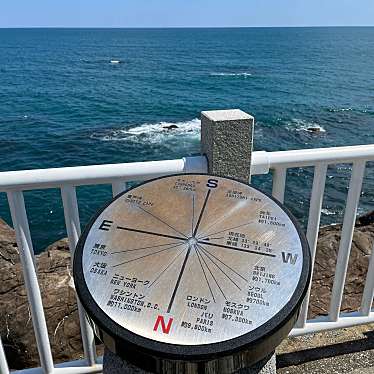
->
[0, 145, 373, 374]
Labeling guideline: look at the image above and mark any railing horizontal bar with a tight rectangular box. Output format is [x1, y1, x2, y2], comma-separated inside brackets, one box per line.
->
[0, 156, 207, 192]
[0, 336, 10, 374]
[360, 243, 374, 316]
[7, 191, 55, 374]
[0, 145, 373, 192]
[53, 367, 102, 374]
[12, 357, 103, 374]
[2, 144, 374, 374]
[296, 163, 328, 328]
[329, 160, 366, 321]
[265, 144, 374, 168]
[290, 310, 374, 336]
[61, 186, 97, 366]
[12, 367, 102, 374]
[272, 167, 286, 203]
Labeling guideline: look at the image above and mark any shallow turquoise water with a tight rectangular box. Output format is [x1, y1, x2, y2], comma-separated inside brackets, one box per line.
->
[0, 27, 373, 252]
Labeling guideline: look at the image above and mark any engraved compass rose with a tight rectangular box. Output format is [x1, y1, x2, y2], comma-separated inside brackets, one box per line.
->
[74, 174, 310, 370]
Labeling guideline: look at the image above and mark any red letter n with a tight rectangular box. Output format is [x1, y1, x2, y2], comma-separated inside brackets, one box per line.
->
[153, 315, 173, 334]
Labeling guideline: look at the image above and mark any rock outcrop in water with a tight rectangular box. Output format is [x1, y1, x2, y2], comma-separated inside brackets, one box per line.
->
[162, 124, 179, 130]
[0, 213, 373, 369]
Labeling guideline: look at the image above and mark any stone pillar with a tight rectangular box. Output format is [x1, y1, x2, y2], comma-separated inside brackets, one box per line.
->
[103, 108, 276, 374]
[201, 109, 254, 183]
[201, 109, 276, 374]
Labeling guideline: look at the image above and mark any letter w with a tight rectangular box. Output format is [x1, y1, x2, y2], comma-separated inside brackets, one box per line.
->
[153, 315, 173, 334]
[281, 252, 298, 265]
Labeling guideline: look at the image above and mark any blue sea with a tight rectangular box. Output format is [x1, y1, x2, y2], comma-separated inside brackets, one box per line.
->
[0, 27, 373, 253]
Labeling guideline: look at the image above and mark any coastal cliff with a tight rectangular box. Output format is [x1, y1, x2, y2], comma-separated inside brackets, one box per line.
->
[0, 224, 87, 369]
[0, 215, 373, 369]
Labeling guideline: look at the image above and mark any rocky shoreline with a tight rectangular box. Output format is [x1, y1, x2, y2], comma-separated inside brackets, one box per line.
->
[0, 213, 373, 369]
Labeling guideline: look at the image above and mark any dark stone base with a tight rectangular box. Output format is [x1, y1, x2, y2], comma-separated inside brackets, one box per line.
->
[103, 349, 276, 374]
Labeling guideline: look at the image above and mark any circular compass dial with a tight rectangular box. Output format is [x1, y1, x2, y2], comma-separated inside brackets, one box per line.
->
[74, 174, 310, 364]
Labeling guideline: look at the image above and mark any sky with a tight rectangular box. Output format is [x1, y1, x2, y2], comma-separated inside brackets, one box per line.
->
[1, 0, 374, 28]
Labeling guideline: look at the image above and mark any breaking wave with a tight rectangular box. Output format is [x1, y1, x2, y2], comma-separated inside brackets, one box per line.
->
[210, 72, 252, 77]
[328, 107, 352, 113]
[91, 118, 201, 143]
[321, 208, 336, 216]
[327, 107, 374, 114]
[287, 119, 326, 134]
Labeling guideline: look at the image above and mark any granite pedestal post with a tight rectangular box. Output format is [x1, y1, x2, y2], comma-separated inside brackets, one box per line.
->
[200, 109, 254, 184]
[103, 109, 276, 373]
[200, 109, 275, 374]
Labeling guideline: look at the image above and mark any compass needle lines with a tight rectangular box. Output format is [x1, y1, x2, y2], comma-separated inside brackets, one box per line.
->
[197, 220, 256, 240]
[198, 244, 248, 282]
[193, 189, 211, 237]
[116, 226, 186, 241]
[195, 245, 216, 303]
[148, 245, 188, 289]
[196, 246, 226, 300]
[136, 204, 188, 238]
[191, 193, 195, 237]
[111, 241, 180, 254]
[167, 245, 192, 313]
[195, 207, 241, 242]
[197, 244, 242, 291]
[112, 242, 184, 268]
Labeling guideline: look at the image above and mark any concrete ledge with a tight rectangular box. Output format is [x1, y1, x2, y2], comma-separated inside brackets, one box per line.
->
[277, 322, 374, 373]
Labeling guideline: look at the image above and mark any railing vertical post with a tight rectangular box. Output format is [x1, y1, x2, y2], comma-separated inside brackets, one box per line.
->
[201, 109, 275, 373]
[61, 186, 97, 366]
[7, 191, 55, 374]
[112, 181, 127, 197]
[329, 160, 366, 321]
[360, 242, 374, 316]
[296, 163, 328, 328]
[272, 168, 287, 203]
[0, 337, 10, 374]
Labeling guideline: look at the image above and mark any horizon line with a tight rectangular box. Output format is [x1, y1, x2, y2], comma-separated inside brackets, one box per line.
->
[1, 25, 374, 29]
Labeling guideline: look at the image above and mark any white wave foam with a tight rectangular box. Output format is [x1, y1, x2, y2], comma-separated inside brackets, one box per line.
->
[321, 208, 336, 216]
[288, 119, 326, 134]
[210, 72, 252, 77]
[328, 107, 352, 113]
[91, 118, 201, 143]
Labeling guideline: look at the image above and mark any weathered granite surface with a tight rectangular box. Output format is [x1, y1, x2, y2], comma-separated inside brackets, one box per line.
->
[201, 109, 254, 183]
[0, 211, 373, 369]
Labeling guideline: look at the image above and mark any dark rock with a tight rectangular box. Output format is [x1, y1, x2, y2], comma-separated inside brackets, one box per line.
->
[307, 127, 321, 133]
[0, 218, 19, 265]
[0, 227, 90, 369]
[356, 210, 374, 227]
[162, 124, 178, 130]
[308, 221, 374, 318]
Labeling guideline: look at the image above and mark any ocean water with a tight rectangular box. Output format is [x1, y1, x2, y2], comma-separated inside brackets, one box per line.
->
[0, 27, 373, 253]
